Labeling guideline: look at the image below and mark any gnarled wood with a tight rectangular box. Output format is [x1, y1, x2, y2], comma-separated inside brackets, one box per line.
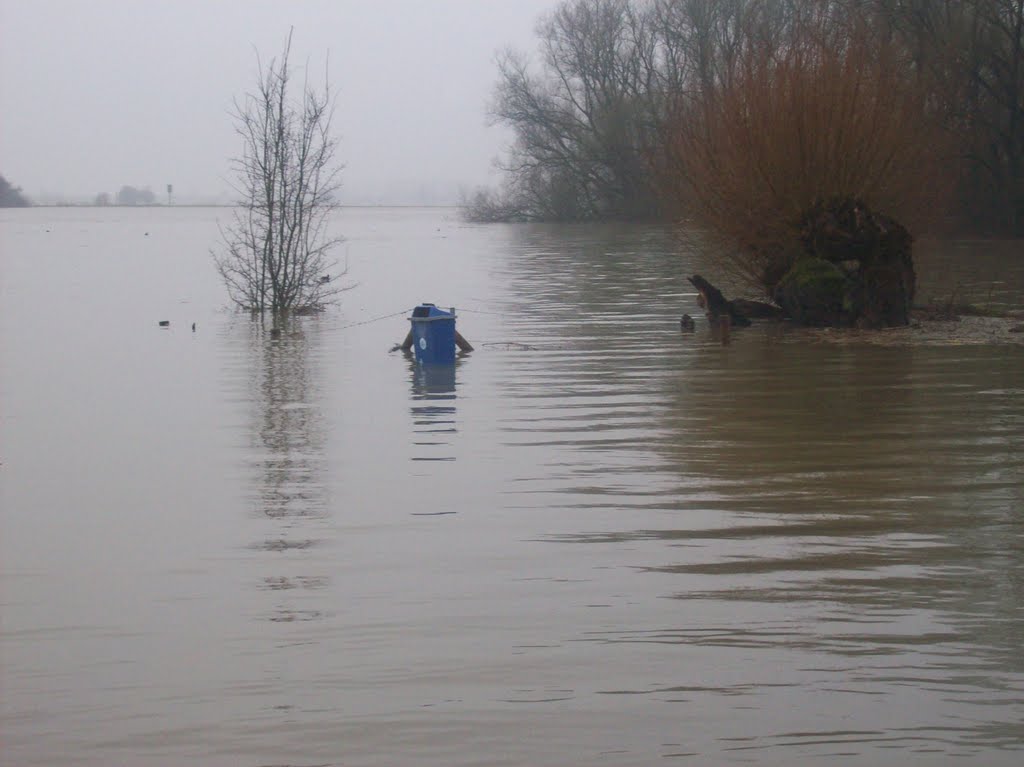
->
[688, 275, 753, 327]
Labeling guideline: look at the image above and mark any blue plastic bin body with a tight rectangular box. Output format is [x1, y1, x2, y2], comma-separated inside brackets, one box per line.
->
[410, 304, 456, 364]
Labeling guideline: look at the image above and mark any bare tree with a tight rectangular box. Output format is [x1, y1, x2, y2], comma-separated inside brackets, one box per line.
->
[477, 0, 1022, 231]
[889, 0, 1024, 233]
[214, 30, 345, 314]
[482, 0, 667, 222]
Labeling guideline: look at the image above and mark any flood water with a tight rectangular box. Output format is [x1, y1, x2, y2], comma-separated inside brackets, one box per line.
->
[1, 206, 1023, 766]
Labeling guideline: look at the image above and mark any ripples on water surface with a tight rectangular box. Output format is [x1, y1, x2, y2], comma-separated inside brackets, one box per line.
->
[1, 207, 1022, 765]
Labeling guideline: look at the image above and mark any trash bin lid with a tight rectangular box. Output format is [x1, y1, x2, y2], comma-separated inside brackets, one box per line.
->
[411, 303, 454, 320]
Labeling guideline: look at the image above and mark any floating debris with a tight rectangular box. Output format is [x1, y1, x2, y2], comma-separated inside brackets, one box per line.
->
[482, 341, 539, 351]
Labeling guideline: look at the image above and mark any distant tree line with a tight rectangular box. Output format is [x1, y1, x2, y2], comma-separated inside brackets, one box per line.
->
[0, 174, 30, 207]
[0, 177, 164, 208]
[115, 186, 157, 205]
[470, 0, 1024, 236]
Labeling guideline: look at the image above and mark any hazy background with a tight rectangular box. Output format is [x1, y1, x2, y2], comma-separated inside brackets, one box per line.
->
[0, 0, 561, 205]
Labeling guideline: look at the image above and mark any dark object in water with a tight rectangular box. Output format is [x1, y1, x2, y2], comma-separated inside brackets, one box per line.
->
[718, 315, 732, 345]
[158, 320, 170, 327]
[680, 314, 696, 331]
[455, 330, 474, 352]
[269, 327, 282, 339]
[777, 198, 915, 327]
[688, 275, 752, 327]
[731, 298, 786, 319]
[192, 323, 196, 332]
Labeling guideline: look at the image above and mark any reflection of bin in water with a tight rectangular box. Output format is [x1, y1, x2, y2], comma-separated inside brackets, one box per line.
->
[410, 304, 456, 364]
[409, 357, 458, 462]
[412, 361, 457, 396]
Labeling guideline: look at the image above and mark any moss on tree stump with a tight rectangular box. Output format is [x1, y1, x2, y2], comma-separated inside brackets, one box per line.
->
[773, 258, 850, 326]
[773, 198, 916, 328]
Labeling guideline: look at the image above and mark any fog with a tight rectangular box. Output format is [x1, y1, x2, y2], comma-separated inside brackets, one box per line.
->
[0, 0, 561, 205]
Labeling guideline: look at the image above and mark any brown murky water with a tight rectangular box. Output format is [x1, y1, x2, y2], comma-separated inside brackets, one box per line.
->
[2, 207, 1022, 765]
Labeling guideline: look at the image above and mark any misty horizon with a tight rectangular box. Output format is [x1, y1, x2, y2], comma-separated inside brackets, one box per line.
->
[0, 0, 563, 206]
[18, 178, 489, 208]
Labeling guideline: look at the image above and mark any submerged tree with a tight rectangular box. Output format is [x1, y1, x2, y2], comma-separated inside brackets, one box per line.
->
[661, 4, 950, 297]
[475, 0, 1024, 234]
[214, 30, 344, 314]
[481, 0, 667, 222]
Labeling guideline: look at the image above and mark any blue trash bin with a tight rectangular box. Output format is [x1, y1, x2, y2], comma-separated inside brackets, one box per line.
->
[410, 304, 456, 364]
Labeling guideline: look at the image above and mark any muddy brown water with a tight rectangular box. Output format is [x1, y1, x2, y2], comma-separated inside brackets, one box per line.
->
[1, 207, 1022, 765]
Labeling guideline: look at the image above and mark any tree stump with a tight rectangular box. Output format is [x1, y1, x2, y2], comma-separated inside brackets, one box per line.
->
[774, 198, 915, 328]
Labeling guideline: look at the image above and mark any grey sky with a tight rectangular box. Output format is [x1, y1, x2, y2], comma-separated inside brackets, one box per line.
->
[0, 0, 561, 204]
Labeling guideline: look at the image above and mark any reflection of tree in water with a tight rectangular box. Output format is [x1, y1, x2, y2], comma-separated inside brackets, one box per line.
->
[240, 316, 330, 623]
[485, 221, 1022, 748]
[490, 224, 692, 347]
[496, 220, 1023, 677]
[408, 357, 459, 463]
[646, 341, 1024, 668]
[660, 341, 921, 513]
